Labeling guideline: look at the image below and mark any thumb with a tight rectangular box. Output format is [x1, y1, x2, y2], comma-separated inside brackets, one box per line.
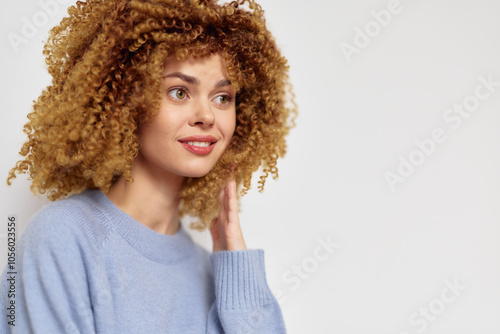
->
[210, 218, 223, 252]
[210, 218, 219, 241]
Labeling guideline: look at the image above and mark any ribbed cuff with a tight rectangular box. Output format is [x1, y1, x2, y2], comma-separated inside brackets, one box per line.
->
[210, 249, 274, 310]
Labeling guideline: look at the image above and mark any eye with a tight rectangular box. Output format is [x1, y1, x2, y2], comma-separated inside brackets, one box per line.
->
[168, 88, 188, 100]
[213, 95, 231, 105]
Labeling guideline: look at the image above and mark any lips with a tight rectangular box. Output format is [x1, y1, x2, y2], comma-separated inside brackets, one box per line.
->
[178, 135, 218, 155]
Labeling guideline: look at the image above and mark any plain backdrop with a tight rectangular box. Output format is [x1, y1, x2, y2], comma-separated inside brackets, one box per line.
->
[1, 0, 499, 333]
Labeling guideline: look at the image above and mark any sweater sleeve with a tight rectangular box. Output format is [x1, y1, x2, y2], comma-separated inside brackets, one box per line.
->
[208, 249, 287, 334]
[0, 210, 97, 334]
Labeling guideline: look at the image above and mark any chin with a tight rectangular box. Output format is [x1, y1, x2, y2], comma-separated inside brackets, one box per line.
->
[184, 172, 210, 178]
[180, 166, 215, 179]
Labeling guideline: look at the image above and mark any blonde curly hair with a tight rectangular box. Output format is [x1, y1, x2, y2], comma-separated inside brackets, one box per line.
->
[7, 0, 296, 231]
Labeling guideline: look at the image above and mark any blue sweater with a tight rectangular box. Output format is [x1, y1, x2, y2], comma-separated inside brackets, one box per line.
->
[0, 189, 286, 333]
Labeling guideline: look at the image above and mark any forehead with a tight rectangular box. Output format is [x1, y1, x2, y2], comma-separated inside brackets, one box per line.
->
[162, 53, 229, 77]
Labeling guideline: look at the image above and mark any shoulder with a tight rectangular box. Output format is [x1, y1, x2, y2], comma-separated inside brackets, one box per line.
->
[19, 189, 112, 255]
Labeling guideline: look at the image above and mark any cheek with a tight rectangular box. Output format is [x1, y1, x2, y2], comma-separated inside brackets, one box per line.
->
[138, 119, 170, 153]
[222, 110, 237, 138]
[142, 107, 181, 140]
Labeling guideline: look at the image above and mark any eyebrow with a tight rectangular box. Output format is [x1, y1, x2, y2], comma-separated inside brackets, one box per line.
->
[163, 72, 232, 88]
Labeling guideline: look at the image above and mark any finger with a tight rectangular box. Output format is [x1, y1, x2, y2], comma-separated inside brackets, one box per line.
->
[226, 180, 239, 224]
[210, 218, 219, 239]
[224, 182, 231, 213]
[224, 179, 246, 250]
[218, 185, 228, 225]
[218, 183, 225, 207]
[210, 218, 222, 252]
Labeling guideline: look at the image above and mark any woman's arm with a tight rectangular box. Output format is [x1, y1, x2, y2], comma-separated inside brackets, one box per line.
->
[208, 249, 287, 334]
[208, 180, 287, 333]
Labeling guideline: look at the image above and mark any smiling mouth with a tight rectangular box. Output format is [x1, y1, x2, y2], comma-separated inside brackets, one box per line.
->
[184, 141, 213, 147]
[178, 138, 217, 155]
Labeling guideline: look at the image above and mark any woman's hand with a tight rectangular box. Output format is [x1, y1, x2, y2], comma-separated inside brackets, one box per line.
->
[210, 179, 247, 252]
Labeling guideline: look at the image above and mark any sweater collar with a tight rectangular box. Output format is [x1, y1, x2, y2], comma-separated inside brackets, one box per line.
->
[86, 189, 196, 264]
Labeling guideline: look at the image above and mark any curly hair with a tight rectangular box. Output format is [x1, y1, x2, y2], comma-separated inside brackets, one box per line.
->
[7, 0, 296, 231]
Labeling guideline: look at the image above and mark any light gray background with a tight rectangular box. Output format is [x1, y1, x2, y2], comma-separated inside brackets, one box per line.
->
[1, 0, 499, 333]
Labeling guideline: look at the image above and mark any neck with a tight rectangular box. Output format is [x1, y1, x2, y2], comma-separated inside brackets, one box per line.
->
[105, 154, 185, 235]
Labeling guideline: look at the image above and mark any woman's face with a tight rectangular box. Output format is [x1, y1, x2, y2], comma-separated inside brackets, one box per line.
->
[137, 53, 236, 179]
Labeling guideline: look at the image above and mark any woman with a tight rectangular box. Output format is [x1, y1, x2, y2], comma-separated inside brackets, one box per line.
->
[1, 0, 296, 332]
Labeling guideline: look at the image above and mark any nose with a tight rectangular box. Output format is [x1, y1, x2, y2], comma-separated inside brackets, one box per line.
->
[189, 99, 215, 128]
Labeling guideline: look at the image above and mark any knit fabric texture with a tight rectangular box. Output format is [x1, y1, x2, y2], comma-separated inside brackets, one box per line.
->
[0, 189, 286, 333]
